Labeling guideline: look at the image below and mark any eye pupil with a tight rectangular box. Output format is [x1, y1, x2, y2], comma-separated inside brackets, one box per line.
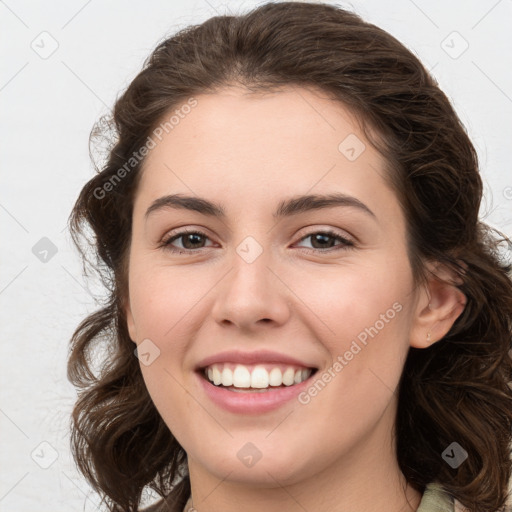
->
[183, 233, 204, 248]
[312, 233, 334, 248]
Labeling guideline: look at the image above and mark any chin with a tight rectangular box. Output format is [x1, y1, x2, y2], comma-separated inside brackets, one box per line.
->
[195, 445, 312, 487]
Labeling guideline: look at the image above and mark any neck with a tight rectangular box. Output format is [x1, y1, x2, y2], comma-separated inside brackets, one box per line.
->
[185, 410, 422, 512]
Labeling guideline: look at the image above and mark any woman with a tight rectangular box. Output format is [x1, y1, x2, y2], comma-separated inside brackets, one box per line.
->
[67, 2, 512, 511]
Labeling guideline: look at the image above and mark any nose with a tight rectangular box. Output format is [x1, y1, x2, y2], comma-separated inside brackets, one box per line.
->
[210, 244, 291, 331]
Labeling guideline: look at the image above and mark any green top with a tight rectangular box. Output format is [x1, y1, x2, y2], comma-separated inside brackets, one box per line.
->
[417, 482, 456, 512]
[142, 481, 457, 511]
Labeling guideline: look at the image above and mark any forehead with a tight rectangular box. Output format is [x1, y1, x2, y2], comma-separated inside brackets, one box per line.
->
[135, 85, 400, 223]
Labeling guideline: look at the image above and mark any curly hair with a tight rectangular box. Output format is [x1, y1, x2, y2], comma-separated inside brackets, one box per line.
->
[67, 2, 512, 511]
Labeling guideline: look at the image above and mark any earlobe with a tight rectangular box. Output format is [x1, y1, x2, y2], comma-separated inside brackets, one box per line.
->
[409, 262, 467, 349]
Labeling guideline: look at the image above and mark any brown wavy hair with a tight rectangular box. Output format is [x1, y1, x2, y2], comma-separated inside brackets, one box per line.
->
[67, 2, 512, 511]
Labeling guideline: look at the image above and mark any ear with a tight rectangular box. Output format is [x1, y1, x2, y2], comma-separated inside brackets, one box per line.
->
[409, 261, 467, 349]
[124, 297, 138, 344]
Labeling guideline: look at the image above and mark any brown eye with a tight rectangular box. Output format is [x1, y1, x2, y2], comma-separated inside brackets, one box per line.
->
[162, 230, 212, 253]
[295, 230, 354, 253]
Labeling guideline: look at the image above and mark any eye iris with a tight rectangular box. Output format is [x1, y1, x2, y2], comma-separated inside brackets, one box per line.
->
[311, 233, 335, 249]
[183, 233, 204, 249]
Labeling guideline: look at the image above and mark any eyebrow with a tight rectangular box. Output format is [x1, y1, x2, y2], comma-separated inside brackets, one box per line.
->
[144, 192, 376, 221]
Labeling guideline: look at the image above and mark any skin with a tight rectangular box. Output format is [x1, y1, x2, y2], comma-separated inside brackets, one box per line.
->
[125, 85, 466, 512]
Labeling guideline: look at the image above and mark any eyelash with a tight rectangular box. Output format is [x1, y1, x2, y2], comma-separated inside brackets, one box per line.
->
[160, 228, 355, 255]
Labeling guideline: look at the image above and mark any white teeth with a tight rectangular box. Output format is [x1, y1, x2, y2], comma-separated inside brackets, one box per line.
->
[269, 367, 282, 386]
[204, 363, 313, 389]
[212, 366, 222, 386]
[250, 366, 269, 388]
[233, 365, 251, 388]
[221, 367, 233, 386]
[282, 367, 295, 386]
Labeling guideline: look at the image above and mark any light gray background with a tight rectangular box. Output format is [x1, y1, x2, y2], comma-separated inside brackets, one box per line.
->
[1, 0, 511, 510]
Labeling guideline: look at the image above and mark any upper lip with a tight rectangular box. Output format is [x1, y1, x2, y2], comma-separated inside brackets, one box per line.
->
[195, 349, 318, 370]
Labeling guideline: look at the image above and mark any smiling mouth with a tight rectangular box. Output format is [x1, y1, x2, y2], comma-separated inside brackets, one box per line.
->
[198, 362, 318, 392]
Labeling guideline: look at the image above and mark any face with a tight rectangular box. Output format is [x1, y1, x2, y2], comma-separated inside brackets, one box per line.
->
[125, 85, 426, 487]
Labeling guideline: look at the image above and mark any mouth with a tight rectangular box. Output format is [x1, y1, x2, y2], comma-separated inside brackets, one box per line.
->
[197, 362, 318, 393]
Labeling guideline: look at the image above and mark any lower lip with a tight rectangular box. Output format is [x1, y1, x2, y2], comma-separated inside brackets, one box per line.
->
[196, 371, 316, 414]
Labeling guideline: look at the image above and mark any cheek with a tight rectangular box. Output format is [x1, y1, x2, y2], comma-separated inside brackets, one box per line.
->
[293, 260, 413, 406]
[129, 261, 207, 340]
[291, 258, 411, 343]
[128, 263, 196, 434]
[128, 263, 199, 404]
